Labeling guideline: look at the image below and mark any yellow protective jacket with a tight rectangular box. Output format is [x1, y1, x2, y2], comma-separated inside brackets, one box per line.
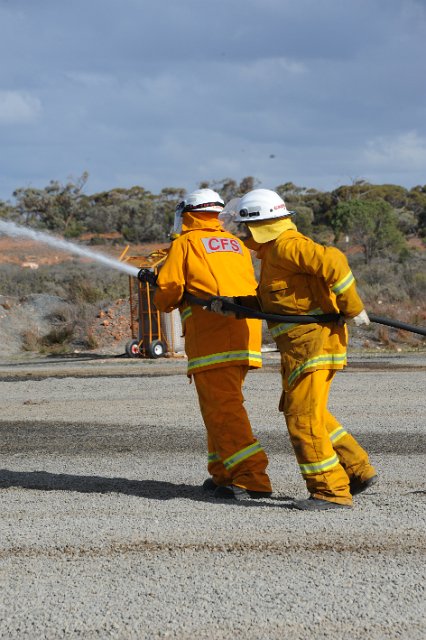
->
[154, 212, 262, 374]
[255, 229, 364, 389]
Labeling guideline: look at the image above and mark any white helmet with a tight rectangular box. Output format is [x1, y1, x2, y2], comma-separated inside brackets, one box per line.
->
[235, 189, 292, 222]
[172, 188, 224, 236]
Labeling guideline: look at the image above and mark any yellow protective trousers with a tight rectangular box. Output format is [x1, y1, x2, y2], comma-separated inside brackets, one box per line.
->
[281, 369, 376, 505]
[193, 365, 272, 493]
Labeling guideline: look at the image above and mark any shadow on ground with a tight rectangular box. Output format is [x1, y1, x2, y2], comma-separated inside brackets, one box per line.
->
[0, 469, 294, 507]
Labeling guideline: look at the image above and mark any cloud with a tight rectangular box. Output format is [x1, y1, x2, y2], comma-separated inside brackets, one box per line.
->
[66, 72, 116, 88]
[0, 1, 425, 198]
[235, 57, 307, 81]
[0, 91, 42, 124]
[364, 131, 426, 171]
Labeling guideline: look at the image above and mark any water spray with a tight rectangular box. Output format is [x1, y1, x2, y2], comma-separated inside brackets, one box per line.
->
[0, 220, 139, 277]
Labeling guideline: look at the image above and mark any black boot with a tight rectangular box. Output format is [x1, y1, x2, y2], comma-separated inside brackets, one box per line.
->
[350, 474, 378, 496]
[202, 478, 218, 492]
[293, 496, 352, 511]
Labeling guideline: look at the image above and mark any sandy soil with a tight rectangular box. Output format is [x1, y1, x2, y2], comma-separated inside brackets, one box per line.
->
[0, 236, 167, 267]
[0, 352, 425, 639]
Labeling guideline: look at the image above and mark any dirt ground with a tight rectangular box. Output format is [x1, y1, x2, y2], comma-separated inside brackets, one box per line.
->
[0, 351, 425, 639]
[1, 235, 425, 357]
[0, 235, 167, 269]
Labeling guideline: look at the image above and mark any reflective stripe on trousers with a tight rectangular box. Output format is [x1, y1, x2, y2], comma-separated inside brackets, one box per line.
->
[223, 441, 264, 470]
[299, 453, 340, 475]
[282, 369, 375, 504]
[282, 369, 352, 505]
[329, 426, 347, 444]
[325, 407, 376, 483]
[194, 365, 271, 492]
[209, 441, 265, 470]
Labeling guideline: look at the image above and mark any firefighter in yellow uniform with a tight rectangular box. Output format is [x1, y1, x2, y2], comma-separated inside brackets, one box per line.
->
[152, 188, 272, 500]
[219, 189, 377, 510]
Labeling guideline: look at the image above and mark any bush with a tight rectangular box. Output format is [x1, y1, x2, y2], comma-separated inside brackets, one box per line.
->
[21, 328, 43, 352]
[0, 262, 129, 300]
[349, 254, 426, 304]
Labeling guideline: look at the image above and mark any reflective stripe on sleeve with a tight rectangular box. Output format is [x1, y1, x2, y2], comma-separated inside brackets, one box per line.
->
[332, 271, 355, 295]
[223, 441, 263, 470]
[188, 350, 262, 373]
[288, 353, 347, 387]
[180, 306, 192, 327]
[299, 453, 340, 475]
[329, 426, 347, 444]
[208, 452, 221, 463]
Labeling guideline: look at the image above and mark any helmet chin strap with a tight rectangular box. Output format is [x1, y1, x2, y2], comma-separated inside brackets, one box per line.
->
[236, 223, 252, 241]
[183, 201, 224, 213]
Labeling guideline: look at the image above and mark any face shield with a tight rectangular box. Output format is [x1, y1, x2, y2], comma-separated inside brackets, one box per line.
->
[217, 197, 241, 233]
[171, 200, 186, 238]
[218, 196, 260, 240]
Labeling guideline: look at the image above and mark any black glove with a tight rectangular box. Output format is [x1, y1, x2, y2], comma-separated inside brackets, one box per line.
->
[208, 296, 237, 317]
[137, 268, 157, 287]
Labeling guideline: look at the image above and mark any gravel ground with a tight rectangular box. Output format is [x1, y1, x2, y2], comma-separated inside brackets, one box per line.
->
[0, 351, 425, 639]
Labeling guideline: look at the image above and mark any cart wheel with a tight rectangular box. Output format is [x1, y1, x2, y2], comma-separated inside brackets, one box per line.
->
[147, 339, 167, 359]
[125, 339, 142, 358]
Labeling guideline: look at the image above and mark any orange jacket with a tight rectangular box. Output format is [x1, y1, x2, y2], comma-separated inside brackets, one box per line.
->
[154, 212, 262, 374]
[255, 229, 364, 389]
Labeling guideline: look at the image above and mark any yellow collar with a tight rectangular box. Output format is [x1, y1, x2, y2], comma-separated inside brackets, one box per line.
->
[182, 211, 223, 232]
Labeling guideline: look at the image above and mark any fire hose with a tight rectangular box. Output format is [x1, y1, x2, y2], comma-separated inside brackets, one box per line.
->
[137, 270, 426, 337]
[184, 293, 426, 337]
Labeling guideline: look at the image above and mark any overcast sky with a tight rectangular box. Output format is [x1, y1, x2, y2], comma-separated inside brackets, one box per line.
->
[1, 0, 425, 201]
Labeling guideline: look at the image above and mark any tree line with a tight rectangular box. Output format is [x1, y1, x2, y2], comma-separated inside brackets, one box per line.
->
[1, 172, 425, 264]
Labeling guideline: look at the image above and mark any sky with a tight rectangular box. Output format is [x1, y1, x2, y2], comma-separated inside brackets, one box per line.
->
[0, 0, 425, 202]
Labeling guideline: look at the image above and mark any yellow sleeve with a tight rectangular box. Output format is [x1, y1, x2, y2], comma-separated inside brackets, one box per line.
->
[154, 239, 187, 312]
[280, 236, 364, 317]
[325, 247, 364, 317]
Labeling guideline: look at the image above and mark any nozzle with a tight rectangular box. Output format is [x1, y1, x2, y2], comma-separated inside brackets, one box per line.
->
[137, 268, 157, 287]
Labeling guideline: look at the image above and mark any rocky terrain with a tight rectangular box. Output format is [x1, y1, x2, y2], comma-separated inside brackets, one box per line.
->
[0, 236, 163, 356]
